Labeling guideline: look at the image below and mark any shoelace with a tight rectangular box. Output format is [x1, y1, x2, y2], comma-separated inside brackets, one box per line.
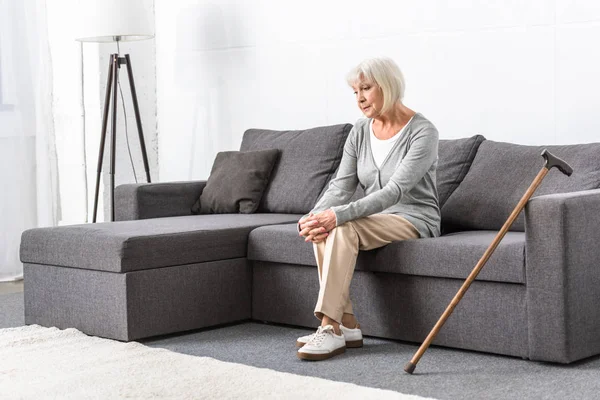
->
[307, 325, 336, 346]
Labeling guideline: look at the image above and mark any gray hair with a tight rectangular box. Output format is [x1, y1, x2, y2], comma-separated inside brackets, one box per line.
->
[346, 57, 406, 115]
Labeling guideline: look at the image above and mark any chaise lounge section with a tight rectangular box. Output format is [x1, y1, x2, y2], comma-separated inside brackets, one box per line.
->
[21, 212, 301, 340]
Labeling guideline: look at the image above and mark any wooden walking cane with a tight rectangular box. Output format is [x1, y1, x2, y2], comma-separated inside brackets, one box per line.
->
[404, 149, 573, 374]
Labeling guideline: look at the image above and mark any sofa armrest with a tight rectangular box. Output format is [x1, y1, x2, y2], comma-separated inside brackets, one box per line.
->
[115, 181, 207, 221]
[525, 188, 600, 363]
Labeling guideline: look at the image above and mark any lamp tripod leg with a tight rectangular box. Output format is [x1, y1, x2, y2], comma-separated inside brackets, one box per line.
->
[92, 54, 116, 223]
[124, 54, 152, 183]
[109, 54, 119, 222]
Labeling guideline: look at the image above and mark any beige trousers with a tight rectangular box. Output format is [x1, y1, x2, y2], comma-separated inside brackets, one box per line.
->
[313, 214, 420, 323]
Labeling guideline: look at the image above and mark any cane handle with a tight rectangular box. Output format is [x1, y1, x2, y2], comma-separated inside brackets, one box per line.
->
[542, 149, 573, 176]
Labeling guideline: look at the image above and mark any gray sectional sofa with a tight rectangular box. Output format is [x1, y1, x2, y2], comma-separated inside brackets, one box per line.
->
[20, 123, 600, 364]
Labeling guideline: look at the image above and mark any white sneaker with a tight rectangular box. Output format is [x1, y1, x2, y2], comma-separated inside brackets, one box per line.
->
[297, 325, 346, 361]
[296, 323, 363, 348]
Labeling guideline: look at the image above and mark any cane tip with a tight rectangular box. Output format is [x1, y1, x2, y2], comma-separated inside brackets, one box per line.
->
[404, 361, 416, 374]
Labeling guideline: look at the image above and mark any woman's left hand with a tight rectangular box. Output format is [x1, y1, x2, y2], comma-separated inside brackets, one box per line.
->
[303, 209, 337, 243]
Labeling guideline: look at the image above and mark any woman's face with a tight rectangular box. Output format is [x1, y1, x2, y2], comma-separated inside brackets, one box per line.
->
[352, 79, 383, 118]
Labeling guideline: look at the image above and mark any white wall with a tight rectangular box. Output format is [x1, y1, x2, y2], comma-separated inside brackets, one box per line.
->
[156, 0, 600, 182]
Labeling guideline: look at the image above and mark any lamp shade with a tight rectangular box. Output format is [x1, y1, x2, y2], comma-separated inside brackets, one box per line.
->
[75, 0, 154, 42]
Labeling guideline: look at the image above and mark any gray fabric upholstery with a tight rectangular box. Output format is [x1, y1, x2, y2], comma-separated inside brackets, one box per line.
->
[115, 181, 207, 221]
[192, 149, 280, 214]
[249, 224, 316, 267]
[252, 262, 528, 358]
[24, 263, 128, 340]
[24, 258, 251, 341]
[437, 135, 485, 208]
[20, 214, 300, 273]
[248, 224, 525, 284]
[525, 189, 600, 363]
[239, 124, 352, 214]
[442, 140, 600, 231]
[358, 230, 525, 284]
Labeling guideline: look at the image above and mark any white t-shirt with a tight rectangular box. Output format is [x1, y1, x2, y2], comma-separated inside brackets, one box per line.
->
[369, 116, 414, 168]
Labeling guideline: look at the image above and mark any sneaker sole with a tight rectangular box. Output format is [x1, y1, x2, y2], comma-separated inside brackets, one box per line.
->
[297, 346, 346, 361]
[296, 339, 363, 348]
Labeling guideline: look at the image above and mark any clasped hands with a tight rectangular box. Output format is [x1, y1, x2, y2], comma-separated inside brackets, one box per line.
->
[298, 209, 337, 243]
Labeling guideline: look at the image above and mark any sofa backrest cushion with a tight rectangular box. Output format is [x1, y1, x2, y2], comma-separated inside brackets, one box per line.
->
[437, 135, 486, 208]
[240, 124, 353, 214]
[441, 140, 600, 232]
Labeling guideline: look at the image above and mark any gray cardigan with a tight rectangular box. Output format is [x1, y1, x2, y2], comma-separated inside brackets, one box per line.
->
[306, 113, 441, 238]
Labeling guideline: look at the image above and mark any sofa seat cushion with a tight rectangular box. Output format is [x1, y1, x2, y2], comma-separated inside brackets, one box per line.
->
[248, 224, 525, 284]
[20, 214, 301, 273]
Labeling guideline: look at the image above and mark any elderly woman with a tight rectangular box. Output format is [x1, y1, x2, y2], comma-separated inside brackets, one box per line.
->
[296, 57, 440, 361]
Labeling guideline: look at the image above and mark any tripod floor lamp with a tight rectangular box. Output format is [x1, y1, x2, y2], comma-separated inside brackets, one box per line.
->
[76, 0, 154, 222]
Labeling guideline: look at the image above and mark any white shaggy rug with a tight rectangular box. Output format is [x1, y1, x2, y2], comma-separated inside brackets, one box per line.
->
[0, 325, 433, 399]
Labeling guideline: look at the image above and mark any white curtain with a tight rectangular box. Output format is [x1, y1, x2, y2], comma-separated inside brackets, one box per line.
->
[0, 0, 60, 282]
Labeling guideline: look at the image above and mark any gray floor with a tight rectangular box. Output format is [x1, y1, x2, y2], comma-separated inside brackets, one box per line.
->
[2, 289, 600, 399]
[0, 280, 24, 295]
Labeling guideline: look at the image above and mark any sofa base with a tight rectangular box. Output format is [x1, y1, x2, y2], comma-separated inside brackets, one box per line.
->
[252, 261, 529, 359]
[23, 258, 252, 341]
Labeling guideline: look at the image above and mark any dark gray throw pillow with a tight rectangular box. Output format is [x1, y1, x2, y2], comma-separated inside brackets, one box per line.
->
[191, 149, 280, 214]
